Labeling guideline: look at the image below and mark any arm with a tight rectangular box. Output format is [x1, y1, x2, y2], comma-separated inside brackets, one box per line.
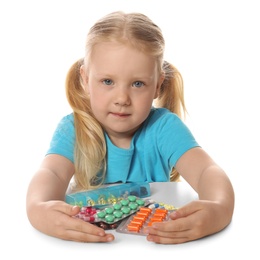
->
[177, 147, 234, 227]
[178, 147, 234, 219]
[144, 147, 235, 244]
[27, 154, 74, 203]
[26, 154, 114, 242]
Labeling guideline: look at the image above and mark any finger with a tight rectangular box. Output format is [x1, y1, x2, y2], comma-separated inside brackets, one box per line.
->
[170, 201, 201, 220]
[54, 201, 81, 216]
[56, 214, 115, 242]
[146, 217, 191, 233]
[144, 221, 193, 244]
[50, 203, 106, 236]
[65, 228, 115, 243]
[61, 213, 107, 236]
[146, 232, 191, 244]
[67, 219, 115, 242]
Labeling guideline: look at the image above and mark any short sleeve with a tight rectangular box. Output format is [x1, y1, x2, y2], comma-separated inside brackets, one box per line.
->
[46, 114, 75, 163]
[156, 111, 200, 167]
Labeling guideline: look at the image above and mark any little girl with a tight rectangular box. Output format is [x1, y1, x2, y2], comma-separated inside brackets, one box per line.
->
[26, 11, 234, 244]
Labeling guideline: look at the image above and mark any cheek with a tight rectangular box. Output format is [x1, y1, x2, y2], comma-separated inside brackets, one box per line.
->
[88, 85, 99, 100]
[89, 90, 108, 112]
[135, 94, 154, 114]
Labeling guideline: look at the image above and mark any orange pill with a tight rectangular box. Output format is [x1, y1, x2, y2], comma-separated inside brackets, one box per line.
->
[136, 212, 149, 219]
[127, 223, 141, 231]
[130, 219, 144, 226]
[139, 207, 152, 213]
[155, 208, 168, 214]
[150, 217, 163, 222]
[153, 212, 167, 219]
[133, 216, 146, 222]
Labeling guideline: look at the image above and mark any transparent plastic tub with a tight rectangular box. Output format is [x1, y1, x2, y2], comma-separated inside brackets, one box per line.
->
[65, 182, 151, 207]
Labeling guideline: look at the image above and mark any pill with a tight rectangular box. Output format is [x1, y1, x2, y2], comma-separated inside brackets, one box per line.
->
[120, 199, 129, 206]
[136, 212, 149, 218]
[97, 211, 106, 218]
[139, 207, 152, 213]
[148, 203, 160, 209]
[153, 212, 167, 219]
[105, 207, 114, 214]
[83, 216, 95, 222]
[136, 199, 145, 206]
[113, 203, 122, 210]
[127, 223, 141, 232]
[107, 195, 117, 204]
[128, 195, 137, 202]
[113, 210, 123, 218]
[105, 214, 115, 222]
[150, 217, 163, 222]
[85, 206, 94, 214]
[130, 219, 144, 226]
[155, 208, 168, 214]
[129, 202, 138, 210]
[121, 206, 131, 214]
[133, 216, 146, 222]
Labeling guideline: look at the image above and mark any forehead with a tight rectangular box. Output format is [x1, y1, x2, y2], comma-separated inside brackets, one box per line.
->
[89, 42, 158, 75]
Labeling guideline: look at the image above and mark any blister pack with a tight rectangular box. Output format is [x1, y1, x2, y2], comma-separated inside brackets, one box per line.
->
[116, 206, 175, 235]
[74, 195, 154, 230]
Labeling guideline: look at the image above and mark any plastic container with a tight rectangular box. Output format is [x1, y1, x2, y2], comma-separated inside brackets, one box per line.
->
[65, 182, 151, 207]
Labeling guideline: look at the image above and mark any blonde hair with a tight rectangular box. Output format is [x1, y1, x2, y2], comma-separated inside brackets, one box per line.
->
[66, 11, 186, 190]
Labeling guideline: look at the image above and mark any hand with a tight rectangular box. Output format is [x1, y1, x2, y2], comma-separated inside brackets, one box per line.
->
[32, 200, 115, 243]
[143, 200, 226, 244]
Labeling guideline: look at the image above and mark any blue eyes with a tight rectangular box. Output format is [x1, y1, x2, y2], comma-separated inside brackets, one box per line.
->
[103, 79, 113, 85]
[102, 79, 144, 88]
[132, 81, 144, 88]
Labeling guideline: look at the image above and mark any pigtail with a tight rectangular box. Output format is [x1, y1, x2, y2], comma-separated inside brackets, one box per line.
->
[65, 59, 106, 191]
[155, 61, 186, 119]
[65, 58, 88, 113]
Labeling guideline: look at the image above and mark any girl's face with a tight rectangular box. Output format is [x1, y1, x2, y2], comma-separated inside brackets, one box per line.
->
[81, 42, 164, 148]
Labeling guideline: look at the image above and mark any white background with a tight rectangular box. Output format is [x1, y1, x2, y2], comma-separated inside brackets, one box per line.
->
[1, 0, 259, 259]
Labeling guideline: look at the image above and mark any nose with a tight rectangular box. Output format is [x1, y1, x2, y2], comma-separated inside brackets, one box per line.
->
[114, 87, 130, 106]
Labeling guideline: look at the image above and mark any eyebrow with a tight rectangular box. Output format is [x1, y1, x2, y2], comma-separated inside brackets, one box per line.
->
[93, 72, 154, 80]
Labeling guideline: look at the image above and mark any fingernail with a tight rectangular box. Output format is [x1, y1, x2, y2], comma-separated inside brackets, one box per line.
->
[152, 223, 158, 229]
[171, 211, 178, 218]
[107, 236, 114, 242]
[143, 228, 149, 234]
[147, 235, 153, 242]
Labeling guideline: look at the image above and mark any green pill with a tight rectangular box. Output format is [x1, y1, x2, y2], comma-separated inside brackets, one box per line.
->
[129, 202, 138, 210]
[113, 203, 122, 210]
[105, 207, 114, 214]
[113, 210, 123, 218]
[128, 195, 136, 202]
[120, 199, 129, 206]
[136, 199, 145, 206]
[105, 214, 115, 223]
[121, 206, 131, 214]
[97, 211, 106, 218]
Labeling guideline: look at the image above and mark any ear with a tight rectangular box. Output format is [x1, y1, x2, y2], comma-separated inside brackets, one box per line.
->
[154, 72, 165, 99]
[80, 65, 89, 93]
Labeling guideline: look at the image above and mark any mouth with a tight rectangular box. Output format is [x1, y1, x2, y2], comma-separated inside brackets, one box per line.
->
[110, 112, 131, 118]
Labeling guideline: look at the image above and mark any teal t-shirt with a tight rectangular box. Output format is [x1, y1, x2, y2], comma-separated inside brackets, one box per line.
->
[46, 108, 199, 183]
